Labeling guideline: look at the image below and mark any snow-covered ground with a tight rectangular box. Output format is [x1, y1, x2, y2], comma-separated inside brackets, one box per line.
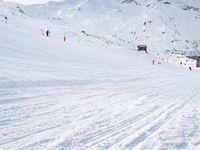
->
[20, 0, 200, 54]
[1, 0, 200, 150]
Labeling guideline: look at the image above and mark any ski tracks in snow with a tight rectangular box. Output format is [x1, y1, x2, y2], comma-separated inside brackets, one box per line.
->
[0, 75, 200, 150]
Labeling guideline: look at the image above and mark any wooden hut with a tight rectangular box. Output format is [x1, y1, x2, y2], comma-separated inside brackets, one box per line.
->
[137, 45, 148, 53]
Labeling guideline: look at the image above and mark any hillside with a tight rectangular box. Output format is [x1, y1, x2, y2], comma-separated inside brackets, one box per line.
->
[20, 0, 200, 54]
[0, 0, 200, 150]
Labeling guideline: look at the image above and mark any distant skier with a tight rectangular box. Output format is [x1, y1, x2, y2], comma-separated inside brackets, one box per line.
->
[189, 66, 192, 71]
[64, 36, 67, 42]
[46, 30, 50, 37]
[1, 16, 8, 23]
[152, 60, 155, 65]
[5, 16, 7, 23]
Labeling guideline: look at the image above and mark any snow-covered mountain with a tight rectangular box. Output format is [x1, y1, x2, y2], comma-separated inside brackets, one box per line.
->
[1, 0, 200, 150]
[19, 0, 200, 54]
[2, 0, 200, 54]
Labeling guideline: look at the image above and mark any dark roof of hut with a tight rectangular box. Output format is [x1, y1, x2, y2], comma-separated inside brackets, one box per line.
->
[137, 45, 147, 48]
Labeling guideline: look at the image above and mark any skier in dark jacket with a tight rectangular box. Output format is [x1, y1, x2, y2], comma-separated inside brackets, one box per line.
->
[46, 30, 50, 37]
[5, 16, 7, 23]
[189, 66, 192, 71]
[152, 60, 155, 65]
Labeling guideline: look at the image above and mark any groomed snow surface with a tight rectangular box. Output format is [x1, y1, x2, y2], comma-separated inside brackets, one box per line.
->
[1, 4, 200, 150]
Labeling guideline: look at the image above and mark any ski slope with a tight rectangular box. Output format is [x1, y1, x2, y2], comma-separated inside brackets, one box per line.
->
[1, 1, 200, 150]
[21, 0, 200, 55]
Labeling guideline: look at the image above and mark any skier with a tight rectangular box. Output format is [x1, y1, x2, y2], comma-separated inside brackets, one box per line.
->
[1, 16, 7, 23]
[152, 60, 155, 65]
[46, 30, 50, 37]
[64, 36, 67, 42]
[4, 16, 7, 23]
[189, 66, 192, 71]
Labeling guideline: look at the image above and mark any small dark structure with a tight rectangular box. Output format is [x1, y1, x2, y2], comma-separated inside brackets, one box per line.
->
[137, 45, 148, 53]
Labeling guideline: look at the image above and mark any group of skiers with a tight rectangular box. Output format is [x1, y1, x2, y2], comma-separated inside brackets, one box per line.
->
[41, 29, 67, 43]
[152, 59, 161, 65]
[41, 29, 50, 37]
[152, 59, 192, 71]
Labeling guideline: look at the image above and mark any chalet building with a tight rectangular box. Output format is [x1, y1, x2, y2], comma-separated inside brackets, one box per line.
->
[168, 52, 200, 68]
[186, 55, 200, 67]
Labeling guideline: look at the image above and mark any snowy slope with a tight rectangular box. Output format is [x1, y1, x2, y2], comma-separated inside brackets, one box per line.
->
[1, 0, 200, 150]
[20, 0, 200, 54]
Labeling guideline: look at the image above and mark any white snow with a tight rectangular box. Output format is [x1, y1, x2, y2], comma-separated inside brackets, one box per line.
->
[1, 0, 200, 150]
